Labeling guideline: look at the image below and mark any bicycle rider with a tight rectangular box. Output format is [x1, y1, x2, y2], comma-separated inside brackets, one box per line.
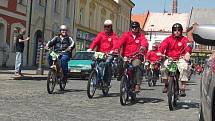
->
[112, 21, 148, 92]
[87, 19, 118, 87]
[145, 43, 161, 79]
[46, 25, 75, 83]
[157, 23, 192, 97]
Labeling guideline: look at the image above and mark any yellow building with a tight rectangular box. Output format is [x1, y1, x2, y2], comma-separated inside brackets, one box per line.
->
[115, 0, 135, 35]
[74, 0, 134, 51]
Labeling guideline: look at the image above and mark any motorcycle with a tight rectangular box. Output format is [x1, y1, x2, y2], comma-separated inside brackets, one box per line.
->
[144, 60, 160, 87]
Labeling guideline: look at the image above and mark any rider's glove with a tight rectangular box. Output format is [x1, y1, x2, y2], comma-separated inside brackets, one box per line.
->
[184, 52, 191, 61]
[109, 50, 114, 54]
[156, 52, 162, 56]
[87, 48, 92, 52]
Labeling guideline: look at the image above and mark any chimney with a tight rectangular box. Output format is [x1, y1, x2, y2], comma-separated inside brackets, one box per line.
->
[172, 0, 177, 13]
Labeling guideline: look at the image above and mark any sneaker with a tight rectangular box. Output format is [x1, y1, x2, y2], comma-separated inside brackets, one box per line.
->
[19, 73, 24, 77]
[180, 90, 186, 97]
[15, 73, 22, 77]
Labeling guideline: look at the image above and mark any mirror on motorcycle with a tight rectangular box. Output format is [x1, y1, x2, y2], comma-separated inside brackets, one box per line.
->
[193, 24, 215, 46]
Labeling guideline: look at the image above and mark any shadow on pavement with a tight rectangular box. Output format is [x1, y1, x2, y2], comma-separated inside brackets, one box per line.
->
[53, 88, 86, 94]
[140, 88, 155, 91]
[12, 76, 47, 81]
[136, 97, 164, 104]
[176, 101, 199, 110]
[93, 92, 120, 99]
[123, 97, 164, 106]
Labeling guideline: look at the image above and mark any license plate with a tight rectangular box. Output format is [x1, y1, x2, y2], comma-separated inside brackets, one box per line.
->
[70, 69, 81, 72]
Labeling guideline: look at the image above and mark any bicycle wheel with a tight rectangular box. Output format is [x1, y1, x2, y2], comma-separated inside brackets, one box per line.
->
[168, 76, 176, 111]
[152, 71, 157, 86]
[102, 81, 109, 96]
[120, 75, 129, 106]
[147, 71, 153, 87]
[87, 70, 97, 99]
[47, 69, 56, 94]
[59, 72, 66, 91]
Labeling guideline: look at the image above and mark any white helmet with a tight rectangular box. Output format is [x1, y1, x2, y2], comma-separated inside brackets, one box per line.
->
[60, 25, 67, 30]
[104, 20, 112, 25]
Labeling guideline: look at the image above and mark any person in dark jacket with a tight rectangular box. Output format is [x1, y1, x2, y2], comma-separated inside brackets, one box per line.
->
[14, 28, 30, 77]
[46, 25, 75, 82]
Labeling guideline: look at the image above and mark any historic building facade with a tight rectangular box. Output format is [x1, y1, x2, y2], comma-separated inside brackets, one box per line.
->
[74, 0, 134, 51]
[0, 0, 27, 67]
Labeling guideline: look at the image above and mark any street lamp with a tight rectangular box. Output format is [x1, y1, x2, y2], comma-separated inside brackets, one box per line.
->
[36, 0, 47, 75]
[149, 24, 154, 41]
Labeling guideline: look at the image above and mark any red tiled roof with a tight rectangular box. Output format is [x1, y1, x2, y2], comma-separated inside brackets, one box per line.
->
[143, 12, 190, 32]
[131, 11, 149, 29]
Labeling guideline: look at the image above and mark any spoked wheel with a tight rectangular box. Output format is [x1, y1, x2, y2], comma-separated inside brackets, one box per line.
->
[168, 77, 177, 111]
[59, 71, 66, 91]
[147, 71, 153, 87]
[120, 75, 129, 106]
[87, 70, 97, 99]
[47, 69, 56, 94]
[152, 76, 157, 86]
[130, 88, 136, 103]
[102, 83, 109, 97]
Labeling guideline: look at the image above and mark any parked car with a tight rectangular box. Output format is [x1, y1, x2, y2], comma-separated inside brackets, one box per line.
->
[192, 25, 215, 121]
[68, 51, 94, 79]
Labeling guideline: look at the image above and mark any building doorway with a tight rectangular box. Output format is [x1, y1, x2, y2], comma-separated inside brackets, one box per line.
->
[33, 30, 42, 65]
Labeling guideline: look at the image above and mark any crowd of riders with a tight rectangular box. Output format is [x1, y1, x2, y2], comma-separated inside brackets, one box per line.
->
[45, 19, 194, 97]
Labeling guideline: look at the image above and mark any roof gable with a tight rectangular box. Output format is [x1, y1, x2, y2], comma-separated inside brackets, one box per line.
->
[143, 12, 190, 32]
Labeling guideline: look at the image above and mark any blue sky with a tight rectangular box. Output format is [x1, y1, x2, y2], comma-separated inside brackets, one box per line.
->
[132, 0, 215, 14]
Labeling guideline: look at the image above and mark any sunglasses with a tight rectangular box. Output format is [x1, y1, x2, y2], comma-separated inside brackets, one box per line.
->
[60, 29, 67, 32]
[173, 28, 182, 32]
[131, 26, 139, 29]
[104, 25, 111, 28]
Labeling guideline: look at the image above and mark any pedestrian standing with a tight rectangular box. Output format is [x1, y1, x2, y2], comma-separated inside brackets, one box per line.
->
[15, 28, 30, 77]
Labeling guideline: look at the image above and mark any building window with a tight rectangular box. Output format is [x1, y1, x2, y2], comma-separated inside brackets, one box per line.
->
[17, 0, 23, 4]
[39, 0, 45, 6]
[54, 0, 59, 13]
[66, 0, 71, 18]
[207, 46, 213, 50]
[17, 0, 26, 5]
[194, 42, 199, 49]
[80, 8, 84, 25]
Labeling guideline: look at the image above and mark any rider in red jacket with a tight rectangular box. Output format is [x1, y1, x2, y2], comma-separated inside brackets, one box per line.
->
[112, 21, 148, 92]
[113, 30, 148, 57]
[87, 20, 118, 87]
[145, 44, 161, 79]
[157, 23, 192, 96]
[88, 21, 118, 53]
[145, 44, 161, 63]
[158, 34, 192, 60]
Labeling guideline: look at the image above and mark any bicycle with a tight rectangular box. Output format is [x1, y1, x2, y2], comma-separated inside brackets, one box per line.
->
[164, 57, 180, 111]
[87, 52, 113, 98]
[47, 50, 66, 94]
[144, 60, 160, 87]
[120, 52, 144, 106]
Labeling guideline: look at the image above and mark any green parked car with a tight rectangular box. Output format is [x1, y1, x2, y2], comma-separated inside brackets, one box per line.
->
[68, 51, 94, 79]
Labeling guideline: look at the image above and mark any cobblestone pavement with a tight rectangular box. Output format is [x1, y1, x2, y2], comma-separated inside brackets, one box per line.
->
[0, 70, 200, 121]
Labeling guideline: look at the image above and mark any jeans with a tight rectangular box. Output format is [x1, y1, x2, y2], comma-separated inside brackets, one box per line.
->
[97, 56, 113, 84]
[48, 53, 70, 80]
[15, 52, 23, 74]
